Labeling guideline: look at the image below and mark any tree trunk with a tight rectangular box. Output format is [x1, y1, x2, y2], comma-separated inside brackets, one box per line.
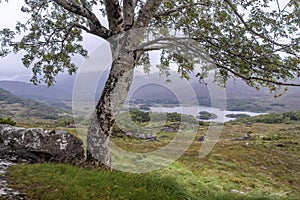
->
[86, 52, 136, 166]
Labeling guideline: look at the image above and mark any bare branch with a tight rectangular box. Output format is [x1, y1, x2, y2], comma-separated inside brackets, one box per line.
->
[214, 62, 300, 87]
[73, 23, 91, 33]
[223, 0, 289, 48]
[104, 0, 123, 34]
[134, 0, 164, 28]
[52, 0, 109, 38]
[123, 0, 138, 30]
[154, 2, 207, 18]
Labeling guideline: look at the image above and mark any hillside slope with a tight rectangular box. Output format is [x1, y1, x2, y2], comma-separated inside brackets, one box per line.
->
[0, 88, 70, 120]
[1, 72, 300, 112]
[0, 81, 70, 108]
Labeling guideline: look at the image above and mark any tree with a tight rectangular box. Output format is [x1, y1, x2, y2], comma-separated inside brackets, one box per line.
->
[0, 0, 299, 166]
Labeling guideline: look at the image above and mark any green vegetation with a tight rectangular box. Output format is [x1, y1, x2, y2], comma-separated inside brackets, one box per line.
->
[8, 121, 300, 200]
[226, 99, 270, 113]
[139, 105, 151, 111]
[9, 163, 196, 200]
[0, 116, 16, 125]
[0, 88, 71, 120]
[127, 109, 151, 123]
[226, 114, 251, 119]
[124, 109, 198, 124]
[113, 109, 198, 134]
[57, 118, 75, 127]
[237, 111, 300, 124]
[197, 111, 218, 120]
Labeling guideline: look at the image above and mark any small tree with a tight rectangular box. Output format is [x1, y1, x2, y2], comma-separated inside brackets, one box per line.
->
[0, 0, 299, 165]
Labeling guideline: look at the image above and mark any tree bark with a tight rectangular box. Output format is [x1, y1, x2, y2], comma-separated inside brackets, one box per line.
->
[86, 51, 136, 166]
[85, 0, 164, 167]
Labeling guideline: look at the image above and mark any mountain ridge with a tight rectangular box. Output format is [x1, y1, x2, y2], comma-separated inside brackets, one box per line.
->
[1, 72, 299, 112]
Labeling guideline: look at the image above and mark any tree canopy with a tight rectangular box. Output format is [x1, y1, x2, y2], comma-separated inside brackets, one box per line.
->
[0, 0, 299, 93]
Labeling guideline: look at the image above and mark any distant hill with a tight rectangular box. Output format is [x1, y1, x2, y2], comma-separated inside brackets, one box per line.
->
[0, 88, 70, 120]
[129, 72, 300, 112]
[1, 71, 299, 113]
[0, 80, 71, 108]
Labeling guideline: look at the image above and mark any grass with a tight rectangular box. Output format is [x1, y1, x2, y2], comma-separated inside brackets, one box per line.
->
[8, 163, 196, 200]
[6, 122, 300, 199]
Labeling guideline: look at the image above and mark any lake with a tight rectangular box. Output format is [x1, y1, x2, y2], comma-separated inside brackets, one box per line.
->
[150, 106, 265, 122]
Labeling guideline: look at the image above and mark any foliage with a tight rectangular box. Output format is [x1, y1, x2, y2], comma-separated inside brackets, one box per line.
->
[197, 111, 218, 120]
[237, 110, 300, 124]
[226, 99, 270, 113]
[57, 118, 75, 127]
[128, 109, 151, 123]
[113, 109, 198, 134]
[124, 109, 198, 124]
[0, 0, 299, 91]
[167, 112, 198, 123]
[139, 104, 151, 111]
[226, 113, 250, 119]
[0, 116, 16, 125]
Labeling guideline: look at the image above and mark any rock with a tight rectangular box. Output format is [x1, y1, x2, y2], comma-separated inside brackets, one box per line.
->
[125, 132, 133, 137]
[243, 133, 250, 140]
[160, 123, 181, 132]
[136, 134, 146, 140]
[160, 126, 177, 132]
[246, 122, 253, 127]
[145, 134, 158, 142]
[159, 135, 169, 139]
[0, 125, 84, 163]
[199, 135, 205, 141]
[0, 158, 27, 199]
[232, 133, 251, 141]
[133, 133, 157, 141]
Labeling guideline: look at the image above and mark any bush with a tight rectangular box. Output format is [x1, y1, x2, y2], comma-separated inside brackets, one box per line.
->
[0, 117, 16, 126]
[226, 114, 250, 119]
[197, 111, 217, 120]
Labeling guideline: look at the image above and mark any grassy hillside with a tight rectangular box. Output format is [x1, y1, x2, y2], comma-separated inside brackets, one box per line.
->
[6, 118, 300, 199]
[235, 110, 300, 124]
[0, 88, 70, 120]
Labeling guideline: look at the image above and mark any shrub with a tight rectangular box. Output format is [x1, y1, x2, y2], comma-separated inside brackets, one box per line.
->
[0, 117, 16, 126]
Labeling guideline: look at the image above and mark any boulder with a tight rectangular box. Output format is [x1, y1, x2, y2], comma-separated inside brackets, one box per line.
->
[125, 132, 133, 137]
[0, 125, 84, 163]
[160, 123, 182, 132]
[145, 134, 158, 141]
[199, 135, 205, 141]
[136, 133, 146, 140]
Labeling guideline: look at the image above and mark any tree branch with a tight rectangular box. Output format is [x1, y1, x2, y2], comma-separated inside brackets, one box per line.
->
[104, 0, 123, 34]
[214, 62, 300, 87]
[73, 23, 91, 33]
[134, 0, 164, 28]
[123, 0, 138, 30]
[52, 0, 109, 38]
[154, 2, 207, 18]
[60, 23, 90, 51]
[223, 0, 289, 48]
